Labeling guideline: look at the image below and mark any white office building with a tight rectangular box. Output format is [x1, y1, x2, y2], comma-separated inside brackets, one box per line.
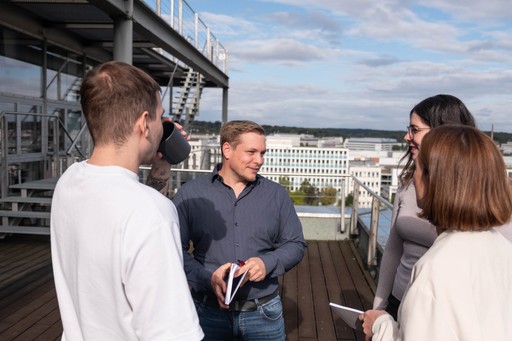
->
[349, 161, 382, 208]
[344, 137, 402, 151]
[261, 134, 350, 195]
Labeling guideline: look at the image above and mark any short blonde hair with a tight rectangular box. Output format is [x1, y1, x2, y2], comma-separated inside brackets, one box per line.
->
[220, 120, 265, 150]
[418, 125, 512, 231]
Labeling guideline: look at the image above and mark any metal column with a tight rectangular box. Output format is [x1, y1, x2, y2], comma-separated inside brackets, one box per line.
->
[112, 0, 133, 64]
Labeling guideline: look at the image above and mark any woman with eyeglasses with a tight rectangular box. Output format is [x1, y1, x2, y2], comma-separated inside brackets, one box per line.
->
[361, 125, 512, 340]
[372, 94, 476, 319]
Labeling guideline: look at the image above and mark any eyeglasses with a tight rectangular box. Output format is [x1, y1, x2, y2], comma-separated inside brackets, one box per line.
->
[406, 125, 430, 137]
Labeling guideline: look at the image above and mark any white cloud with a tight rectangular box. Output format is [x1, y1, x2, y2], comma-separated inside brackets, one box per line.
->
[187, 0, 512, 132]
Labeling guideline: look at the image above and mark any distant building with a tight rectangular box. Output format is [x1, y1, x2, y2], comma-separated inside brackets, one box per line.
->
[261, 134, 350, 200]
[349, 160, 382, 208]
[186, 135, 222, 170]
[183, 133, 399, 208]
[344, 137, 401, 151]
[500, 141, 512, 155]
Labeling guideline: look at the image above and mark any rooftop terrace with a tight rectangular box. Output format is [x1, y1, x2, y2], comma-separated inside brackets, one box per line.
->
[0, 234, 375, 340]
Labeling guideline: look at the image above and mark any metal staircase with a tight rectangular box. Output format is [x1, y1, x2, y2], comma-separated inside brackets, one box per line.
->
[0, 179, 56, 235]
[172, 67, 205, 132]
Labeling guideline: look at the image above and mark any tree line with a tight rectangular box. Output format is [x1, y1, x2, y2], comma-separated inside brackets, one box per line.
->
[278, 177, 353, 207]
[189, 120, 512, 144]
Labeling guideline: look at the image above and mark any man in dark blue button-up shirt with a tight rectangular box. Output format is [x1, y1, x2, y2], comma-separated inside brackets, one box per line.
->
[172, 120, 306, 340]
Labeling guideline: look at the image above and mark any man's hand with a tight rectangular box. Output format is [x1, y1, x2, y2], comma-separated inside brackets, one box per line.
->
[146, 153, 171, 196]
[211, 263, 231, 310]
[359, 309, 388, 340]
[238, 257, 266, 283]
[173, 121, 190, 140]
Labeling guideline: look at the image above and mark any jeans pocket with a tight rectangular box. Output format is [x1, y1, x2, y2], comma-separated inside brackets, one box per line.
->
[259, 296, 283, 321]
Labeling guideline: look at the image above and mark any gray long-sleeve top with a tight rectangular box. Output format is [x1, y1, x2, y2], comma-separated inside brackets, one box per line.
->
[172, 165, 307, 300]
[373, 183, 437, 310]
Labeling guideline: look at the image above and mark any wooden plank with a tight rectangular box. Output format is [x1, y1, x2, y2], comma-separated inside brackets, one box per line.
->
[0, 241, 49, 283]
[32, 320, 63, 341]
[0, 296, 58, 339]
[0, 288, 56, 334]
[339, 242, 374, 311]
[0, 249, 51, 291]
[319, 241, 355, 340]
[297, 242, 316, 339]
[329, 241, 367, 341]
[11, 306, 61, 340]
[0, 273, 55, 322]
[0, 241, 36, 267]
[0, 236, 375, 341]
[283, 265, 298, 340]
[308, 241, 337, 341]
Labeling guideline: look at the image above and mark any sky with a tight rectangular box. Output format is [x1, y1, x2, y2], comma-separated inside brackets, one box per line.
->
[185, 0, 512, 133]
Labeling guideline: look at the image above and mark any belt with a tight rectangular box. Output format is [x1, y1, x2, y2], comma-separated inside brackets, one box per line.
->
[191, 289, 279, 312]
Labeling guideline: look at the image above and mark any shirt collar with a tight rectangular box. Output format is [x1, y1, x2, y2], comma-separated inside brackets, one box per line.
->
[210, 163, 260, 188]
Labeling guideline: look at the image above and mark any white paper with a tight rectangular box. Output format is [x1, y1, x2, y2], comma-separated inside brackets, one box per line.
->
[224, 263, 249, 304]
[329, 302, 364, 331]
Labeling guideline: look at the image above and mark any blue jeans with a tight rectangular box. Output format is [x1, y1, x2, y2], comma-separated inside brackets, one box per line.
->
[194, 295, 285, 340]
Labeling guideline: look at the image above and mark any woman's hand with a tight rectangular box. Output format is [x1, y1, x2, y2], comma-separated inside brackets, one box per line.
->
[360, 310, 388, 340]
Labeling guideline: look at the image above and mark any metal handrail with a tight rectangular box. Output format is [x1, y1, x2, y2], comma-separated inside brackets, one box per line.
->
[351, 176, 393, 267]
[139, 166, 392, 268]
[144, 0, 228, 73]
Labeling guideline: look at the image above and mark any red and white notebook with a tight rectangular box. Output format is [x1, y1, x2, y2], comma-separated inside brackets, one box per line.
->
[224, 260, 249, 305]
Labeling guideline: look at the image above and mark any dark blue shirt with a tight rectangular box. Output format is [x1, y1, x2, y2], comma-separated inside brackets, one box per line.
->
[172, 164, 306, 300]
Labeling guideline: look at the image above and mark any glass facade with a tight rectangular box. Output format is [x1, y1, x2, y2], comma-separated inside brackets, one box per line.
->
[0, 26, 91, 196]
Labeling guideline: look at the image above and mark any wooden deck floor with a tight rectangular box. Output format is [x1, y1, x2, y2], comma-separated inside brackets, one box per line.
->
[0, 235, 375, 341]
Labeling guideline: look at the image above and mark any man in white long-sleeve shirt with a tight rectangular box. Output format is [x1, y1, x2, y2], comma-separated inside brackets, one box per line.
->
[51, 61, 203, 341]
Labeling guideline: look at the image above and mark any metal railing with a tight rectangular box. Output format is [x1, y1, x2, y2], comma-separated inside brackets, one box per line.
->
[143, 0, 228, 73]
[350, 176, 393, 270]
[140, 166, 393, 270]
[0, 111, 88, 197]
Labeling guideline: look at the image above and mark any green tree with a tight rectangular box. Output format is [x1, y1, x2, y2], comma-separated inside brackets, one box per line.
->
[289, 190, 305, 205]
[300, 180, 319, 206]
[279, 176, 292, 191]
[345, 193, 354, 207]
[319, 186, 337, 206]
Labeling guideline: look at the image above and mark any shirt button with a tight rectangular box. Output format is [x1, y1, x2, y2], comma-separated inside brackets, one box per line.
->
[235, 222, 238, 226]
[236, 243, 239, 247]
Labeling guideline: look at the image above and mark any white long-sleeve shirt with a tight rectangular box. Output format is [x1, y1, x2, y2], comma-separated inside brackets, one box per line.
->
[51, 161, 203, 341]
[372, 228, 512, 341]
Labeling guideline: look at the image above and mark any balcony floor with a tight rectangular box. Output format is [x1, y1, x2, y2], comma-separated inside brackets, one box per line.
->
[0, 235, 375, 340]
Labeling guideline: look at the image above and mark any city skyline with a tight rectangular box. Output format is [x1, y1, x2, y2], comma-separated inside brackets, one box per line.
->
[184, 0, 512, 133]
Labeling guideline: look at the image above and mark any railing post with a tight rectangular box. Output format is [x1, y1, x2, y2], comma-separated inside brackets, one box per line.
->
[206, 27, 212, 61]
[340, 176, 346, 234]
[178, 0, 183, 35]
[367, 196, 380, 267]
[0, 113, 8, 198]
[170, 0, 175, 28]
[350, 180, 360, 235]
[194, 13, 199, 49]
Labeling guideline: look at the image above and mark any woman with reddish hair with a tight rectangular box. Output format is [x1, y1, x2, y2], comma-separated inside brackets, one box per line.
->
[362, 125, 512, 340]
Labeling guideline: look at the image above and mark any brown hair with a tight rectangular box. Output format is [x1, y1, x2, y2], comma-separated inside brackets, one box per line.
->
[220, 120, 265, 151]
[80, 61, 161, 146]
[418, 125, 512, 231]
